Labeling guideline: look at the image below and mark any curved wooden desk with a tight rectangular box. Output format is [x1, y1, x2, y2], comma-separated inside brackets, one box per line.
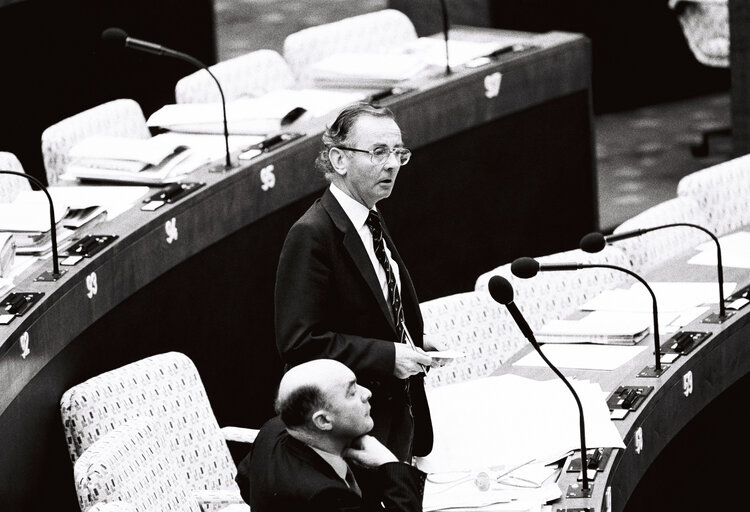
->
[0, 29, 594, 509]
[495, 249, 750, 511]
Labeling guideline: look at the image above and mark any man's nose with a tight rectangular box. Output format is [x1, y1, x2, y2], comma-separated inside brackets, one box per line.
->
[360, 385, 372, 401]
[384, 150, 401, 169]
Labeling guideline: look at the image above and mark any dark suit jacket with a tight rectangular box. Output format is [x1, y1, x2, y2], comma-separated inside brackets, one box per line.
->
[275, 187, 433, 457]
[236, 417, 426, 512]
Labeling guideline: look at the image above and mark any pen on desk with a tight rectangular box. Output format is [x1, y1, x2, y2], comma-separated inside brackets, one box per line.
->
[494, 458, 536, 481]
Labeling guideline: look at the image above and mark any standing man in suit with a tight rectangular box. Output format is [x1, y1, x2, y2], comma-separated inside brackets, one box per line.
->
[236, 359, 425, 511]
[275, 102, 445, 462]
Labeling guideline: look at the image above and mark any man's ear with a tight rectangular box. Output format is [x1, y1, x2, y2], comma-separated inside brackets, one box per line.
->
[328, 147, 347, 176]
[311, 409, 333, 431]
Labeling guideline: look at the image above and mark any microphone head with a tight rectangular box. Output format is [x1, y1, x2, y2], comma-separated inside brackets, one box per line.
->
[102, 27, 128, 48]
[510, 257, 540, 279]
[580, 232, 606, 253]
[488, 275, 514, 305]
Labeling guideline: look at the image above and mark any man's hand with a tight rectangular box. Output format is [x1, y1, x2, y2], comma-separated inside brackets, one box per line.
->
[344, 435, 398, 468]
[423, 333, 450, 368]
[393, 344, 432, 379]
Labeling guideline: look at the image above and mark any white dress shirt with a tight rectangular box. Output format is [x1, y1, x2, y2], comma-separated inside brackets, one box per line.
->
[329, 183, 402, 302]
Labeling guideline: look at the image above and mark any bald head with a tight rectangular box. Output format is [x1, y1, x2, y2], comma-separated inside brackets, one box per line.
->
[275, 360, 373, 439]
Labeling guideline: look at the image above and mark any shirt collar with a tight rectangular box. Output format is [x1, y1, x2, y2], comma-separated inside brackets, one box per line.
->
[309, 445, 349, 481]
[329, 183, 375, 230]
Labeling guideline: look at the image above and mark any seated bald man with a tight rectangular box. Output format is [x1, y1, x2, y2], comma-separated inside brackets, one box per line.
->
[236, 359, 426, 512]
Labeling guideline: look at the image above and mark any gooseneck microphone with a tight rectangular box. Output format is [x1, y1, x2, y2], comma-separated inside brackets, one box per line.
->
[488, 275, 591, 496]
[580, 224, 729, 320]
[101, 27, 232, 171]
[438, 0, 451, 75]
[0, 170, 65, 281]
[511, 256, 665, 377]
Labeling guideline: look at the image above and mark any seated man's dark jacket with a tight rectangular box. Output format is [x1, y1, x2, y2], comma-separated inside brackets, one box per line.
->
[236, 417, 426, 512]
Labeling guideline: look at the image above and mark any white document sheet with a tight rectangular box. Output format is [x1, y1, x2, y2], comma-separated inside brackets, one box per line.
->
[15, 186, 149, 222]
[416, 375, 625, 475]
[689, 231, 750, 268]
[400, 36, 529, 68]
[512, 344, 648, 371]
[581, 282, 736, 313]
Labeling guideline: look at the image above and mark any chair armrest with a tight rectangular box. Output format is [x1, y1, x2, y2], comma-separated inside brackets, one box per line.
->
[221, 426, 259, 444]
[194, 489, 249, 512]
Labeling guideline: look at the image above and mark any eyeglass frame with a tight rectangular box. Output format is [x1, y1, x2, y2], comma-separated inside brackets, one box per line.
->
[333, 145, 412, 166]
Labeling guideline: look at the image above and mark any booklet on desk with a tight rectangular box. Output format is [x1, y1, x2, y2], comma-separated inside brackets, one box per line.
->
[308, 53, 427, 88]
[536, 311, 650, 345]
[147, 89, 365, 135]
[62, 134, 205, 185]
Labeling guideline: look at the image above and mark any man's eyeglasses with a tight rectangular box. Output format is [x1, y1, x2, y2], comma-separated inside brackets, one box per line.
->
[336, 145, 412, 166]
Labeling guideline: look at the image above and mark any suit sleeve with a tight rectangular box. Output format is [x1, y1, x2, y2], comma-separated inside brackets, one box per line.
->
[275, 220, 396, 379]
[311, 463, 425, 512]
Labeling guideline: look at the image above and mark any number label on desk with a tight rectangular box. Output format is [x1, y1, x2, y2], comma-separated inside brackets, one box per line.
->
[260, 164, 276, 191]
[165, 218, 179, 244]
[682, 370, 694, 397]
[484, 72, 502, 98]
[634, 427, 644, 454]
[19, 331, 30, 359]
[85, 272, 98, 299]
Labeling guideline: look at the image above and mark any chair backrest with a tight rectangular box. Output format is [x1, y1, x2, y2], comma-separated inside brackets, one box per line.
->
[41, 99, 150, 186]
[611, 196, 712, 273]
[677, 153, 750, 236]
[420, 290, 527, 389]
[669, 0, 729, 68]
[60, 352, 238, 494]
[175, 49, 296, 104]
[283, 9, 417, 84]
[474, 246, 635, 330]
[74, 418, 201, 512]
[0, 152, 31, 202]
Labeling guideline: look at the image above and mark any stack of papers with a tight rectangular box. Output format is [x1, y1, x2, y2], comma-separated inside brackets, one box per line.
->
[14, 186, 148, 223]
[148, 89, 365, 135]
[308, 53, 428, 88]
[63, 134, 205, 185]
[417, 375, 624, 474]
[401, 36, 529, 68]
[0, 202, 76, 256]
[536, 310, 650, 345]
[581, 282, 736, 313]
[688, 231, 750, 268]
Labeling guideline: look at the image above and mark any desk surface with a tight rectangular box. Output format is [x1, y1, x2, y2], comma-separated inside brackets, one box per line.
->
[493, 244, 750, 511]
[0, 28, 596, 509]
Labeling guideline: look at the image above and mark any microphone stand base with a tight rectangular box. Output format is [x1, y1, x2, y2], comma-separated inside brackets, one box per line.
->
[35, 270, 67, 282]
[637, 364, 669, 378]
[208, 162, 237, 174]
[566, 482, 594, 498]
[701, 310, 735, 324]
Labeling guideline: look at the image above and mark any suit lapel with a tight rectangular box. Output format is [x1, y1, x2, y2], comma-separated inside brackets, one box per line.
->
[321, 189, 397, 332]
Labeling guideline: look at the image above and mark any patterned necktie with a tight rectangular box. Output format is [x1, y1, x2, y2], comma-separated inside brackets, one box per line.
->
[345, 464, 362, 497]
[365, 210, 414, 351]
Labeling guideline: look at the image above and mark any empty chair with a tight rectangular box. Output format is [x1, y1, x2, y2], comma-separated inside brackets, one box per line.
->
[41, 99, 151, 186]
[175, 49, 296, 104]
[0, 152, 31, 202]
[475, 246, 635, 331]
[677, 154, 750, 235]
[74, 417, 242, 512]
[609, 196, 712, 273]
[420, 290, 527, 389]
[283, 9, 417, 84]
[61, 352, 257, 508]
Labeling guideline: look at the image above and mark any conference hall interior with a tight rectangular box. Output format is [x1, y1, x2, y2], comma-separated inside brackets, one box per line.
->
[0, 1, 747, 510]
